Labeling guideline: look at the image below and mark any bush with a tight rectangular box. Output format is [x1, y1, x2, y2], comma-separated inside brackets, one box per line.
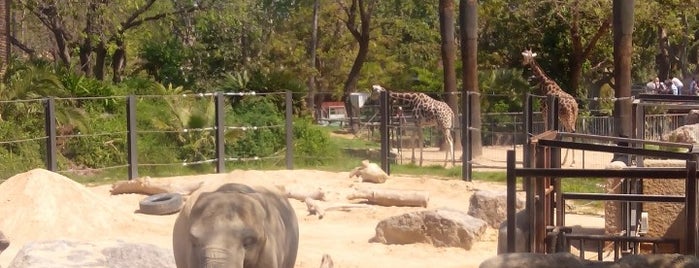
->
[293, 118, 339, 166]
[228, 96, 285, 158]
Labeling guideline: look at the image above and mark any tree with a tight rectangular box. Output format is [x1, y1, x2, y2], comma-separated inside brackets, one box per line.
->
[0, 0, 8, 75]
[13, 0, 207, 82]
[337, 0, 375, 132]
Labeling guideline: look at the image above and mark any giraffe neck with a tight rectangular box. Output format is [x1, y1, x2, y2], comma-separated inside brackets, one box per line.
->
[389, 92, 420, 105]
[528, 59, 561, 95]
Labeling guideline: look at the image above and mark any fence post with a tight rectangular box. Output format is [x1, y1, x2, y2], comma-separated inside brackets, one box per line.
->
[523, 94, 532, 169]
[379, 89, 390, 175]
[44, 97, 57, 171]
[126, 95, 138, 180]
[462, 92, 472, 181]
[285, 91, 294, 169]
[506, 149, 516, 253]
[215, 92, 226, 173]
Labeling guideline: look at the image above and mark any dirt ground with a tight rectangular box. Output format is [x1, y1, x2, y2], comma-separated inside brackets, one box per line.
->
[0, 160, 607, 268]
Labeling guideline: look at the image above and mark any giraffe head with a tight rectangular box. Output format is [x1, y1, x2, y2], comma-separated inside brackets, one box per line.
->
[521, 49, 538, 66]
[372, 85, 386, 93]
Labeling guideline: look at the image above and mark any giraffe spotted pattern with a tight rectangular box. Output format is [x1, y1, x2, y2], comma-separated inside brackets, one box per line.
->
[372, 85, 454, 166]
[522, 49, 579, 166]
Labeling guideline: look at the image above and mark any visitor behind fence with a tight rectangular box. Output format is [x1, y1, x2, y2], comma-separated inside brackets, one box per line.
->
[666, 79, 678, 95]
[671, 77, 684, 94]
[691, 77, 699, 96]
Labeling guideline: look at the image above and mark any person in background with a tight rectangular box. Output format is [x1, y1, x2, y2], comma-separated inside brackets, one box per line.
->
[691, 77, 699, 95]
[666, 79, 679, 95]
[671, 77, 684, 94]
[654, 77, 667, 94]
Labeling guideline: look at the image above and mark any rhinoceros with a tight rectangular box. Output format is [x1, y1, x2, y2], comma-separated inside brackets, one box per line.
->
[173, 183, 299, 268]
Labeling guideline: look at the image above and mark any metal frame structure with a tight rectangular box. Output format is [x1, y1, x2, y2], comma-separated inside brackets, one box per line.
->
[504, 93, 699, 260]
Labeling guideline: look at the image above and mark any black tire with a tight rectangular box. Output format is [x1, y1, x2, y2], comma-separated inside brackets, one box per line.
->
[139, 193, 183, 215]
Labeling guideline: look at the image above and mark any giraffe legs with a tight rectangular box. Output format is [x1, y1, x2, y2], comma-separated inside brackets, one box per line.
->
[561, 136, 576, 167]
[443, 129, 454, 167]
[562, 148, 575, 167]
[418, 124, 424, 166]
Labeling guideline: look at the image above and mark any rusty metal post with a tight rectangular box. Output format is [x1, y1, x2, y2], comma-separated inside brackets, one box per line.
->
[379, 89, 390, 175]
[507, 150, 517, 253]
[687, 160, 697, 255]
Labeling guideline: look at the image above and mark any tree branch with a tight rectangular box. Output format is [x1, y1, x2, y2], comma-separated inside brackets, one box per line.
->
[9, 35, 35, 56]
[581, 16, 611, 60]
[121, 2, 200, 32]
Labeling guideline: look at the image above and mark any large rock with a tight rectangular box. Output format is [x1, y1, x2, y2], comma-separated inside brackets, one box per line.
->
[467, 190, 525, 228]
[686, 110, 699, 125]
[497, 209, 530, 254]
[664, 123, 699, 144]
[370, 208, 487, 250]
[479, 252, 588, 268]
[8, 240, 175, 268]
[0, 231, 8, 255]
[616, 254, 699, 268]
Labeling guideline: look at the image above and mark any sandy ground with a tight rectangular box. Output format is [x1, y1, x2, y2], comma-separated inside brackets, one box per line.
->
[397, 145, 615, 170]
[0, 164, 607, 268]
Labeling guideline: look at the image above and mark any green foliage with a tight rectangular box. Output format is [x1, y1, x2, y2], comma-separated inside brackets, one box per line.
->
[293, 118, 339, 165]
[229, 96, 285, 158]
[139, 38, 192, 88]
[479, 68, 531, 113]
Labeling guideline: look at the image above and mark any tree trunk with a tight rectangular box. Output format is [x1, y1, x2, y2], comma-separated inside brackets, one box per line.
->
[79, 1, 98, 76]
[112, 38, 126, 83]
[307, 0, 320, 120]
[0, 0, 9, 75]
[340, 0, 374, 133]
[656, 25, 670, 80]
[343, 40, 369, 132]
[613, 0, 634, 141]
[94, 42, 107, 81]
[439, 0, 460, 151]
[53, 29, 71, 66]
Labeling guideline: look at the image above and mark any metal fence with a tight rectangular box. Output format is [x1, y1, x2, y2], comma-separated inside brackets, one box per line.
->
[0, 92, 295, 180]
[0, 91, 695, 180]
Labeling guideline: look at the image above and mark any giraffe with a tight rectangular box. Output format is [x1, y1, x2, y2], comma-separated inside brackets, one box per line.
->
[521, 49, 579, 167]
[372, 85, 454, 166]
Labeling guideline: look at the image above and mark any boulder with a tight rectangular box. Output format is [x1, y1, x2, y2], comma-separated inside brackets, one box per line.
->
[497, 209, 530, 254]
[467, 190, 525, 228]
[664, 123, 699, 144]
[0, 231, 8, 255]
[370, 208, 487, 250]
[8, 240, 175, 268]
[686, 110, 699, 125]
[479, 252, 589, 268]
[349, 160, 390, 183]
[617, 254, 699, 268]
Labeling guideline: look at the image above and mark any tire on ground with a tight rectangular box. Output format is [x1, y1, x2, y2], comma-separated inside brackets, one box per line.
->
[139, 193, 183, 215]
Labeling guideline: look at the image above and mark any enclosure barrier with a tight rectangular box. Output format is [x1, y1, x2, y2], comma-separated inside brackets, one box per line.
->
[506, 131, 699, 260]
[41, 92, 295, 180]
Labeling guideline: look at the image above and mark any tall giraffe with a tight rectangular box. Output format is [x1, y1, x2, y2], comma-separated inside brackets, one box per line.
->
[372, 85, 454, 166]
[522, 49, 579, 167]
